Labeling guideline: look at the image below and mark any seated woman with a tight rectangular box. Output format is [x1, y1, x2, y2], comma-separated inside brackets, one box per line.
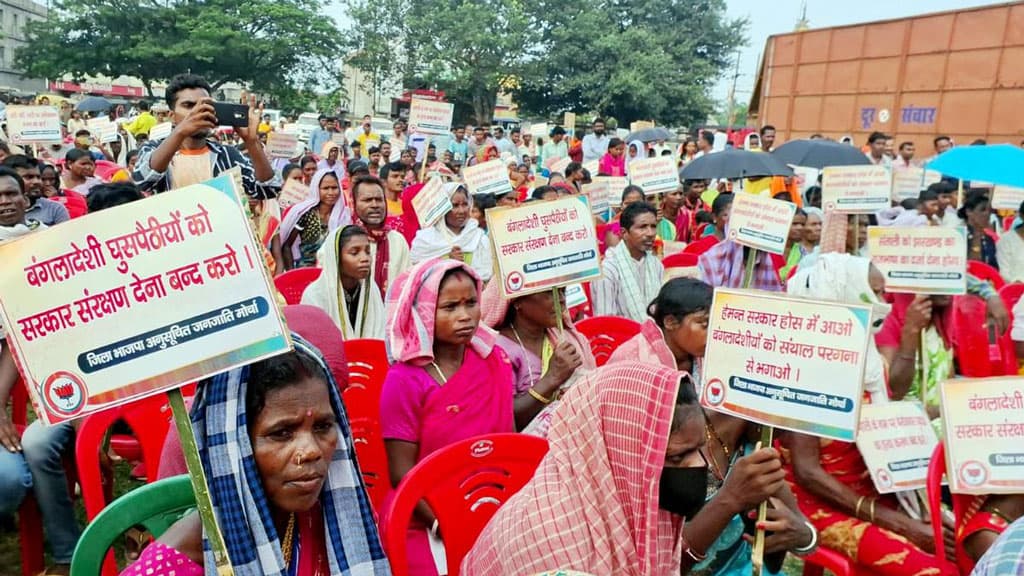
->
[462, 362, 798, 575]
[301, 225, 385, 340]
[409, 183, 493, 281]
[280, 168, 352, 269]
[479, 281, 595, 435]
[783, 253, 956, 576]
[62, 149, 104, 196]
[876, 293, 954, 421]
[961, 191, 998, 269]
[777, 208, 806, 280]
[122, 335, 390, 575]
[380, 258, 515, 575]
[702, 193, 732, 241]
[608, 278, 814, 574]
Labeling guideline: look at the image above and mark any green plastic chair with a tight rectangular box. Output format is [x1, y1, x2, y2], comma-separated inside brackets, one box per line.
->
[71, 475, 196, 576]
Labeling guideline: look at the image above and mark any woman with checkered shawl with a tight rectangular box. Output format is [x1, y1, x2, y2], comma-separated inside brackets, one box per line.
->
[119, 335, 391, 576]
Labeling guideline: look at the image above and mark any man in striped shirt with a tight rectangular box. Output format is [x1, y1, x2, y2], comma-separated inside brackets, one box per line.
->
[132, 73, 279, 198]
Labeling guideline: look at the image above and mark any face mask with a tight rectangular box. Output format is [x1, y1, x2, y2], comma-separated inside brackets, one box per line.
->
[658, 466, 708, 519]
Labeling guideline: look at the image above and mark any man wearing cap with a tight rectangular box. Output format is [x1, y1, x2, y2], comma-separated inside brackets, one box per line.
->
[539, 126, 568, 169]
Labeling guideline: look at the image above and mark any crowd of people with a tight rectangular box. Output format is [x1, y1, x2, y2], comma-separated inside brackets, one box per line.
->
[0, 70, 1022, 576]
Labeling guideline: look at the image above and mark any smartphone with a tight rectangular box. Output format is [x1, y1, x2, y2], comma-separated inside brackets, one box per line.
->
[212, 102, 249, 128]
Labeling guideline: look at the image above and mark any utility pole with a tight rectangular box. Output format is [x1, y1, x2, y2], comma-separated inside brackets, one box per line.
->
[725, 50, 742, 128]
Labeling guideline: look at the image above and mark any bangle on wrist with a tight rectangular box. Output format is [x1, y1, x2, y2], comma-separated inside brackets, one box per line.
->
[680, 529, 707, 563]
[792, 521, 819, 556]
[429, 519, 439, 537]
[869, 498, 877, 523]
[527, 387, 553, 405]
[854, 496, 866, 520]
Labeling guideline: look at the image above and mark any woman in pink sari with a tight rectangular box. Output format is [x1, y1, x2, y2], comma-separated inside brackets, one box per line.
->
[380, 257, 515, 575]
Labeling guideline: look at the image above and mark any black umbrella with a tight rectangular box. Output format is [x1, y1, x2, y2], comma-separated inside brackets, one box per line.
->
[624, 126, 674, 143]
[679, 148, 793, 180]
[75, 96, 112, 113]
[770, 139, 871, 169]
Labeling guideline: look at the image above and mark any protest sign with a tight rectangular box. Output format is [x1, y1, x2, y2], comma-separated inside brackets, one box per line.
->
[548, 156, 572, 175]
[595, 176, 629, 206]
[282, 123, 299, 135]
[266, 131, 299, 159]
[582, 159, 599, 176]
[277, 178, 309, 209]
[149, 122, 173, 140]
[486, 196, 601, 299]
[408, 99, 454, 136]
[891, 166, 940, 202]
[867, 226, 967, 295]
[727, 193, 796, 255]
[791, 165, 820, 196]
[86, 117, 119, 144]
[464, 158, 513, 197]
[7, 105, 62, 144]
[412, 176, 452, 228]
[855, 402, 938, 493]
[629, 120, 655, 132]
[529, 123, 549, 138]
[563, 112, 576, 138]
[582, 181, 611, 217]
[992, 185, 1024, 211]
[0, 173, 291, 425]
[940, 377, 1024, 494]
[331, 133, 346, 146]
[565, 283, 587, 309]
[701, 289, 870, 442]
[822, 165, 892, 213]
[628, 156, 679, 195]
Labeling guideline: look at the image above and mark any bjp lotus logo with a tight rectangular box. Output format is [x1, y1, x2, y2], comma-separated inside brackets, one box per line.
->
[959, 461, 989, 488]
[704, 378, 726, 407]
[505, 271, 524, 293]
[43, 371, 86, 417]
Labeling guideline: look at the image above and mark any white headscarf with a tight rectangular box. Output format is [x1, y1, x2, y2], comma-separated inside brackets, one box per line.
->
[409, 183, 492, 280]
[626, 140, 645, 174]
[787, 253, 891, 403]
[278, 168, 352, 262]
[300, 225, 386, 339]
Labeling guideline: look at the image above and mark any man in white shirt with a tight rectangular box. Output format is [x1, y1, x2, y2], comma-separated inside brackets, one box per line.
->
[389, 120, 407, 162]
[492, 126, 517, 158]
[865, 131, 891, 167]
[591, 202, 664, 321]
[581, 117, 610, 162]
[893, 141, 916, 169]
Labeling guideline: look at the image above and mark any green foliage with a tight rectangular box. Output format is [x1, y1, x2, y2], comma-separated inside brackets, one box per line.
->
[342, 0, 529, 124]
[17, 0, 340, 98]
[515, 0, 747, 127]
[715, 101, 749, 127]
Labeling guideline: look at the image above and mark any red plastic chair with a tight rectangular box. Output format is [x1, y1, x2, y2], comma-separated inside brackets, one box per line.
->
[953, 295, 1016, 377]
[926, 441, 972, 568]
[574, 316, 642, 366]
[662, 252, 699, 268]
[381, 434, 549, 576]
[1003, 215, 1016, 232]
[12, 378, 44, 576]
[682, 235, 719, 255]
[967, 260, 1006, 291]
[342, 339, 391, 514]
[801, 547, 855, 576]
[75, 394, 173, 520]
[1001, 283, 1024, 312]
[274, 267, 323, 305]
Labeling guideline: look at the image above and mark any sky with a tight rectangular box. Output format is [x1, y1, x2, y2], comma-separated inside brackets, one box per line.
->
[326, 0, 1007, 105]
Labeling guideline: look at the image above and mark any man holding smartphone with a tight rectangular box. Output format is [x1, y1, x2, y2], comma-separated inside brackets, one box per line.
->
[132, 73, 278, 197]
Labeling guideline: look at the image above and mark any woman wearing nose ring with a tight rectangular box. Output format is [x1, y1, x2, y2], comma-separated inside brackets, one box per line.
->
[279, 168, 352, 270]
[301, 225, 386, 340]
[379, 258, 515, 575]
[119, 335, 391, 576]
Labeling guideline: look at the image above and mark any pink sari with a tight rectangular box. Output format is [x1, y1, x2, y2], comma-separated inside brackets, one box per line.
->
[381, 257, 515, 575]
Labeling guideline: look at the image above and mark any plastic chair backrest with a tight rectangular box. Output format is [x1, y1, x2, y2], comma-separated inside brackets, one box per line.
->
[342, 338, 391, 513]
[381, 434, 549, 576]
[71, 475, 196, 576]
[10, 377, 28, 427]
[574, 316, 643, 367]
[1004, 215, 1016, 232]
[927, 442, 949, 563]
[953, 295, 995, 377]
[1000, 283, 1024, 312]
[682, 235, 718, 255]
[274, 267, 323, 305]
[75, 394, 173, 520]
[662, 252, 699, 268]
[967, 260, 1006, 291]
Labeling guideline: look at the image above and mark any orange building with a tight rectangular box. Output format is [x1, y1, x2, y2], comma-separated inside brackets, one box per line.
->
[749, 2, 1024, 152]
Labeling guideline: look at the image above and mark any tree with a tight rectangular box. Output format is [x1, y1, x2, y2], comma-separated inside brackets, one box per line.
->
[341, 0, 529, 124]
[715, 102, 749, 127]
[514, 0, 747, 128]
[17, 0, 340, 98]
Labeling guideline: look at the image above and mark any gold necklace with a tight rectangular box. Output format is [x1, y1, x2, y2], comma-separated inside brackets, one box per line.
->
[704, 415, 732, 482]
[281, 512, 296, 568]
[510, 324, 538, 389]
[429, 361, 448, 385]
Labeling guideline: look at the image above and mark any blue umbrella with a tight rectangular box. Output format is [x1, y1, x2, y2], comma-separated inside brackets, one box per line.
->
[925, 144, 1024, 188]
[75, 96, 112, 113]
